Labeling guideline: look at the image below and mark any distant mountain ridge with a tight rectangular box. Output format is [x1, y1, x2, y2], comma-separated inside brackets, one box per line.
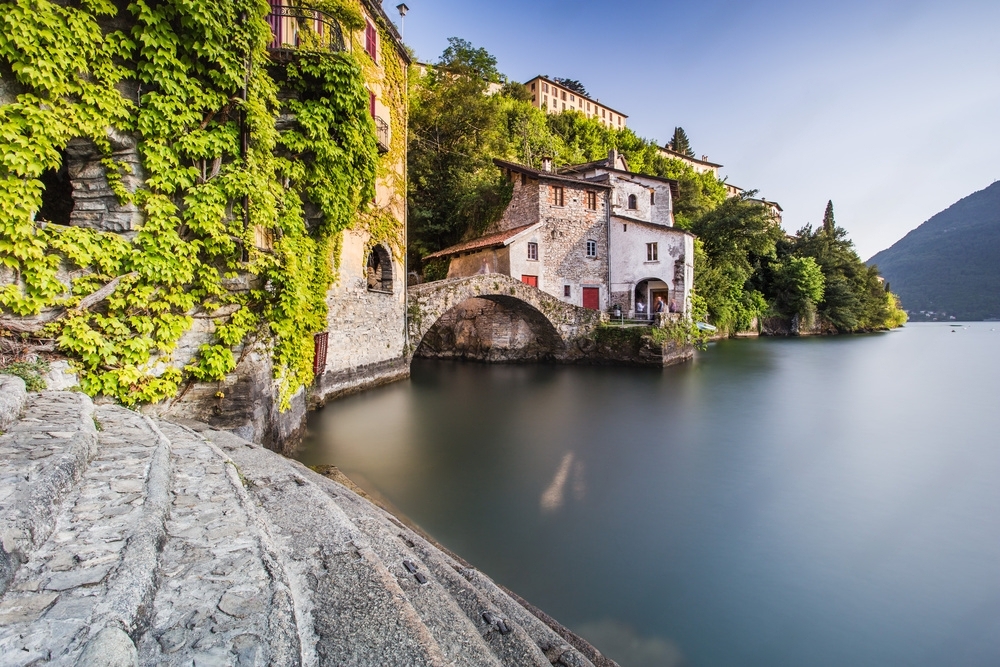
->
[869, 181, 1000, 321]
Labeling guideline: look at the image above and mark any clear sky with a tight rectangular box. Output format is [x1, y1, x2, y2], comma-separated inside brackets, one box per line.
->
[389, 0, 1000, 259]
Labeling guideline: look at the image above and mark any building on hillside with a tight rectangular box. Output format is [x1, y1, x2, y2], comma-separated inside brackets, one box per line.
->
[657, 146, 723, 176]
[524, 76, 628, 129]
[425, 151, 694, 318]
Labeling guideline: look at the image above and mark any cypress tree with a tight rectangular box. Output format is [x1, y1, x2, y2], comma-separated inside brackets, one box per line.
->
[823, 200, 835, 233]
[668, 127, 694, 157]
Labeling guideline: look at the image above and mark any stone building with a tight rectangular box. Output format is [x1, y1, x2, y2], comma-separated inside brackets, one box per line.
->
[3, 0, 410, 446]
[657, 145, 723, 176]
[425, 157, 613, 311]
[427, 151, 695, 318]
[524, 75, 628, 129]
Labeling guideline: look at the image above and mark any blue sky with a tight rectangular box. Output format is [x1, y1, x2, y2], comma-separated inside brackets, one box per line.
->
[389, 0, 1000, 259]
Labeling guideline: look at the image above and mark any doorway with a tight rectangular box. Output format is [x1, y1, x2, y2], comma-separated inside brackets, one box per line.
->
[582, 287, 600, 310]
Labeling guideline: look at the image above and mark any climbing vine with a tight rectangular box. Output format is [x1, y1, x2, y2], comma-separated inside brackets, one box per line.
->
[0, 0, 384, 408]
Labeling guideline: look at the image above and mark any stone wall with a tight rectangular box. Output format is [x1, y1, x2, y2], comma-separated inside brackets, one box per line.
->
[62, 134, 145, 233]
[494, 172, 541, 232]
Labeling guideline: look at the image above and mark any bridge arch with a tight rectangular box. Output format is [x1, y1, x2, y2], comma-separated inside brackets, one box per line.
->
[407, 274, 605, 360]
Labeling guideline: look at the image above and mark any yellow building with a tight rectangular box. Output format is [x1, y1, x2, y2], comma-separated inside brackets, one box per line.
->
[524, 76, 628, 128]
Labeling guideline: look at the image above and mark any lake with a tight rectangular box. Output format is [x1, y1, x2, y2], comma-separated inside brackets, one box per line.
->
[296, 322, 1000, 666]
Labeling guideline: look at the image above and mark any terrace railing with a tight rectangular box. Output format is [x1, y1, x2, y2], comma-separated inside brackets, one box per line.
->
[266, 2, 346, 56]
[374, 116, 390, 153]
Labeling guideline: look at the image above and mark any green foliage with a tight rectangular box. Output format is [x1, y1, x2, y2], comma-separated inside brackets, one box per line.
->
[0, 0, 384, 408]
[0, 359, 51, 391]
[771, 256, 825, 319]
[668, 127, 693, 157]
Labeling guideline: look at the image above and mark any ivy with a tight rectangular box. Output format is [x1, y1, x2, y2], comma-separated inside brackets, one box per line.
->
[0, 0, 387, 409]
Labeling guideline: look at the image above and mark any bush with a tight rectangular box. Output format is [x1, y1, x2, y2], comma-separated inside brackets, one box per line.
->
[0, 360, 50, 391]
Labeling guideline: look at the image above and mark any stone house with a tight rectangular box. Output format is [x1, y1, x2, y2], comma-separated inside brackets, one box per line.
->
[4, 0, 410, 445]
[427, 151, 695, 318]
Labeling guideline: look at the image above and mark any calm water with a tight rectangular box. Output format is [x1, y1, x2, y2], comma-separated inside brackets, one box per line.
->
[297, 323, 1000, 667]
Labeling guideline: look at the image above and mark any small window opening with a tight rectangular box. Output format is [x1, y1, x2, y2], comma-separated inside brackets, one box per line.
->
[650, 191, 656, 205]
[647, 242, 659, 262]
[564, 285, 571, 297]
[623, 223, 627, 232]
[586, 239, 597, 257]
[521, 173, 527, 186]
[366, 245, 393, 292]
[37, 155, 74, 225]
[527, 242, 538, 260]
[628, 194, 638, 210]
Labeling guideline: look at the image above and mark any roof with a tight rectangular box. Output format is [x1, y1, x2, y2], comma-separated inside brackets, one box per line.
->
[559, 160, 680, 201]
[524, 75, 629, 118]
[423, 223, 539, 260]
[494, 159, 614, 189]
[658, 146, 723, 168]
[611, 213, 697, 237]
[750, 198, 784, 212]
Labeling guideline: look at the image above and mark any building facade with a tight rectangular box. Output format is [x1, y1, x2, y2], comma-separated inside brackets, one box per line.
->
[524, 76, 628, 129]
[427, 152, 695, 319]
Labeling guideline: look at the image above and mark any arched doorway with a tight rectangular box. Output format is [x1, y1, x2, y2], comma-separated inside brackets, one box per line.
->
[634, 277, 670, 319]
[366, 245, 393, 293]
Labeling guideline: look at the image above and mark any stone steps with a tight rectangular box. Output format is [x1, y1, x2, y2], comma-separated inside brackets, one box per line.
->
[0, 379, 611, 666]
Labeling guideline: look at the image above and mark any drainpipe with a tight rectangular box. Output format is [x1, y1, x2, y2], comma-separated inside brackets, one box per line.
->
[605, 188, 611, 312]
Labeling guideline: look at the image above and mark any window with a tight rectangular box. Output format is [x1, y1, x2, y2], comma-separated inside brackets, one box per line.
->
[570, 94, 575, 102]
[647, 242, 658, 262]
[561, 91, 567, 101]
[364, 20, 377, 61]
[650, 191, 656, 205]
[585, 190, 597, 210]
[628, 194, 637, 209]
[562, 102, 566, 111]
[623, 223, 627, 232]
[531, 82, 536, 91]
[369, 90, 376, 119]
[521, 275, 538, 288]
[543, 95, 548, 105]
[586, 240, 597, 257]
[551, 186, 564, 206]
[564, 285, 571, 297]
[527, 242, 538, 260]
[521, 173, 527, 186]
[367, 245, 393, 292]
[601, 109, 606, 118]
[543, 83, 549, 93]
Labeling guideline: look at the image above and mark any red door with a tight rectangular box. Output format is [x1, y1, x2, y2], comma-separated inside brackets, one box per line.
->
[582, 287, 600, 310]
[521, 275, 538, 288]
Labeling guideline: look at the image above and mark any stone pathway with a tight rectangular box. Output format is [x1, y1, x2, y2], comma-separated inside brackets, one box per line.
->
[0, 377, 613, 667]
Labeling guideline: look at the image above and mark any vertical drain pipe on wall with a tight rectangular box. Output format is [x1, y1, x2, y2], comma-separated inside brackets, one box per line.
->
[605, 187, 612, 313]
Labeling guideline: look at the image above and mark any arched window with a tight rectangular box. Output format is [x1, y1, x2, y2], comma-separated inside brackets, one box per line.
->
[366, 245, 393, 293]
[628, 194, 637, 210]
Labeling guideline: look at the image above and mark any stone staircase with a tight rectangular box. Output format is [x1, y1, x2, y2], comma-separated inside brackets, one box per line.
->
[0, 377, 615, 667]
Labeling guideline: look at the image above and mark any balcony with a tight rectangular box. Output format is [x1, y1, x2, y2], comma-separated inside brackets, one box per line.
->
[374, 116, 390, 153]
[266, 2, 345, 59]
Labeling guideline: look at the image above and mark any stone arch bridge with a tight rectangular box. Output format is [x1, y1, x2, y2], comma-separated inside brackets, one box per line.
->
[407, 274, 606, 360]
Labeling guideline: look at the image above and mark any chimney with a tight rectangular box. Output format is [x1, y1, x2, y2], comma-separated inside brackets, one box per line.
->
[541, 156, 553, 173]
[608, 148, 618, 166]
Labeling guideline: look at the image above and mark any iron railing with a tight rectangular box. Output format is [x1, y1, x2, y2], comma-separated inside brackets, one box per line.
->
[374, 116, 390, 153]
[266, 2, 345, 55]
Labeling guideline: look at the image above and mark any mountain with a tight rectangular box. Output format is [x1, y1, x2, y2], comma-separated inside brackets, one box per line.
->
[869, 181, 1000, 321]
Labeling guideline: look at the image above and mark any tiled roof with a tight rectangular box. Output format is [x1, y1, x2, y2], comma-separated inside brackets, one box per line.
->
[423, 223, 538, 260]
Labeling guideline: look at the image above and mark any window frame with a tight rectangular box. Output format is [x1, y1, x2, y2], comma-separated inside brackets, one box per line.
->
[628, 194, 638, 210]
[527, 242, 539, 261]
[586, 239, 597, 258]
[646, 242, 659, 262]
[585, 190, 597, 210]
[551, 185, 565, 207]
[364, 19, 377, 62]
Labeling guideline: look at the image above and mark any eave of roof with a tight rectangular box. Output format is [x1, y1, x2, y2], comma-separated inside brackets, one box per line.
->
[422, 223, 540, 260]
[494, 159, 613, 189]
[611, 215, 697, 238]
[657, 146, 723, 168]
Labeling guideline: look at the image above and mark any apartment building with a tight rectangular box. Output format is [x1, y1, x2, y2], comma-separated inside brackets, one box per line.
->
[524, 76, 628, 129]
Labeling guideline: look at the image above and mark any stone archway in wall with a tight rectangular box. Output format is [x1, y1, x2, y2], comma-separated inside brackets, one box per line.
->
[634, 276, 673, 318]
[414, 295, 566, 362]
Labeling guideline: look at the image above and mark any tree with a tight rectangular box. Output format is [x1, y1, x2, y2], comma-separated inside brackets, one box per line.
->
[668, 127, 693, 157]
[772, 256, 825, 321]
[822, 200, 835, 233]
[553, 78, 588, 97]
[440, 38, 504, 83]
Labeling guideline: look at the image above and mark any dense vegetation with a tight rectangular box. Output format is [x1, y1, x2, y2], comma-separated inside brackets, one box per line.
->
[869, 181, 1000, 321]
[409, 39, 905, 335]
[0, 0, 387, 407]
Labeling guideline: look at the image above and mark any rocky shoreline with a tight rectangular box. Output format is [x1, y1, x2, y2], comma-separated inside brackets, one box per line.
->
[0, 375, 618, 666]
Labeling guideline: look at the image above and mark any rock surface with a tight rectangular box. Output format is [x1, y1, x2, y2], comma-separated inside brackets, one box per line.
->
[0, 377, 616, 666]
